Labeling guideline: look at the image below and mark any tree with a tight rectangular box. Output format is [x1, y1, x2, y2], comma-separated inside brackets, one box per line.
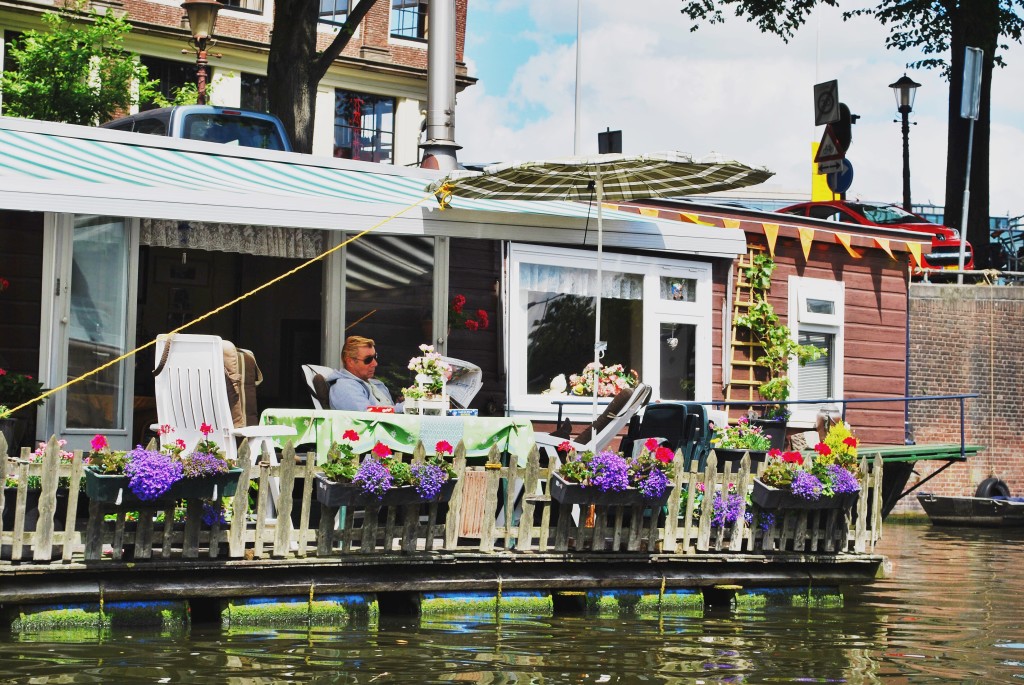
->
[0, 1, 160, 125]
[266, 0, 382, 154]
[679, 0, 1024, 268]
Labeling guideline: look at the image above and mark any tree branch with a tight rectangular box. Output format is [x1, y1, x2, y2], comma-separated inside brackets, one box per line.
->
[312, 0, 382, 83]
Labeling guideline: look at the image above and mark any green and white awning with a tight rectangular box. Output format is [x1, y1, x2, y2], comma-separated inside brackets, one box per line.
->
[0, 116, 747, 258]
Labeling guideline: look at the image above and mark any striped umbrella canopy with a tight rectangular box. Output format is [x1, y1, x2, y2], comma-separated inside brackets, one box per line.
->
[428, 151, 773, 426]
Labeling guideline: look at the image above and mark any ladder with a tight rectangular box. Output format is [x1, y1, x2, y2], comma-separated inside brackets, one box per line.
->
[724, 247, 767, 422]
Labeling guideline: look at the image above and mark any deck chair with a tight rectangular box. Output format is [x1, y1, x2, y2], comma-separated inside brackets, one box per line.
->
[534, 383, 653, 457]
[439, 356, 483, 409]
[154, 334, 297, 514]
[301, 363, 335, 409]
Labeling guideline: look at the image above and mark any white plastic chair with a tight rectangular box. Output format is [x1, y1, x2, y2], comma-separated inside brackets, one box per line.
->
[154, 333, 297, 514]
[301, 363, 335, 409]
[439, 356, 483, 409]
[534, 383, 653, 456]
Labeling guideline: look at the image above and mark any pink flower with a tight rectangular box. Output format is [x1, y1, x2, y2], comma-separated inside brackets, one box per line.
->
[465, 319, 479, 331]
[175, 439, 187, 451]
[814, 442, 832, 457]
[655, 446, 674, 463]
[90, 434, 108, 451]
[477, 310, 489, 329]
[843, 436, 858, 448]
[782, 451, 804, 465]
[372, 442, 392, 458]
[0, 369, 6, 376]
[157, 424, 174, 436]
[436, 440, 454, 455]
[557, 440, 573, 453]
[768, 448, 782, 458]
[342, 429, 360, 442]
[644, 437, 660, 452]
[200, 422, 213, 436]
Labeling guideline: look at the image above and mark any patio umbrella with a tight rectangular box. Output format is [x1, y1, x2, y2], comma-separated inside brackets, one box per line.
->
[427, 151, 773, 421]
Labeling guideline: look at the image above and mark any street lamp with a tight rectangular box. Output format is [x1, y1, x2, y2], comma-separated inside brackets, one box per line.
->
[889, 73, 921, 213]
[181, 0, 223, 106]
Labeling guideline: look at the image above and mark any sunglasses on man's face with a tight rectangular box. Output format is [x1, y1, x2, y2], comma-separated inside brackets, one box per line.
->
[357, 354, 379, 364]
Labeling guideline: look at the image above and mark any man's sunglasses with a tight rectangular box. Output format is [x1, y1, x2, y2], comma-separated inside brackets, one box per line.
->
[356, 354, 379, 364]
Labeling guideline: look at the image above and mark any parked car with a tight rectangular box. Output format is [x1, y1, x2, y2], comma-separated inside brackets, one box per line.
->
[100, 105, 292, 152]
[778, 200, 974, 271]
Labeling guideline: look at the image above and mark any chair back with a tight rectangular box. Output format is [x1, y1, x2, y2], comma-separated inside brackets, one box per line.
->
[576, 383, 652, 452]
[438, 356, 483, 409]
[154, 333, 238, 460]
[301, 363, 335, 409]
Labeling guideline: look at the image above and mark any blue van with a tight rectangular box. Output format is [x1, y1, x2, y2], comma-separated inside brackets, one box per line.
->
[100, 105, 292, 152]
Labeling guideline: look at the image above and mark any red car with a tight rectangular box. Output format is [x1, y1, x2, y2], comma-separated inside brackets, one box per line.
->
[778, 201, 974, 271]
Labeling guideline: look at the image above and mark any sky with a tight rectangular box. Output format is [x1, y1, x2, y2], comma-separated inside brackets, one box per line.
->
[455, 1, 1024, 222]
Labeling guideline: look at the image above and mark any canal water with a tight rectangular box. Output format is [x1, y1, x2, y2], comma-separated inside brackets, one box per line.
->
[1, 520, 1022, 683]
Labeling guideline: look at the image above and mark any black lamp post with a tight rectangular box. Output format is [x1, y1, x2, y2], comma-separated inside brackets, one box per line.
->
[889, 73, 921, 213]
[181, 0, 223, 106]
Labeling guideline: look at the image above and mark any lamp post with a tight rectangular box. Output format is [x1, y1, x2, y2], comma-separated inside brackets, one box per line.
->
[889, 73, 921, 213]
[181, 0, 222, 106]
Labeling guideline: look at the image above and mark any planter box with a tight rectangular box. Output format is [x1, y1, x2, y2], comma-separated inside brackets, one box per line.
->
[752, 478, 859, 510]
[84, 467, 242, 505]
[2, 486, 88, 531]
[750, 419, 787, 451]
[712, 448, 769, 469]
[314, 474, 456, 508]
[549, 472, 673, 508]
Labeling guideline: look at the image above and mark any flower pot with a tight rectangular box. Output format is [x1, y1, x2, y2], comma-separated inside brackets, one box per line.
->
[712, 448, 769, 469]
[751, 478, 859, 510]
[314, 474, 457, 508]
[0, 417, 27, 457]
[84, 467, 242, 505]
[2, 486, 81, 531]
[750, 419, 787, 451]
[549, 472, 673, 508]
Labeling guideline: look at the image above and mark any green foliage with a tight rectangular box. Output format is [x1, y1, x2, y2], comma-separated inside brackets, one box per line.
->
[320, 441, 359, 482]
[0, 1, 162, 124]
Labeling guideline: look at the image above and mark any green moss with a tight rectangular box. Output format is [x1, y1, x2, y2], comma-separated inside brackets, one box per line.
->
[498, 592, 552, 615]
[10, 606, 102, 632]
[9, 601, 186, 632]
[224, 596, 375, 628]
[106, 601, 188, 628]
[421, 592, 496, 616]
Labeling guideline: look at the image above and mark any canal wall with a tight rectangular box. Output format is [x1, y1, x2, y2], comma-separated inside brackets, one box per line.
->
[898, 284, 1024, 514]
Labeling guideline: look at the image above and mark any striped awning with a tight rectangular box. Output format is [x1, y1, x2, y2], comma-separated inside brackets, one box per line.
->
[0, 117, 748, 258]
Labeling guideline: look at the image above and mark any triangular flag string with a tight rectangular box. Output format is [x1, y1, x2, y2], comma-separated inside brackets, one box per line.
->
[762, 223, 779, 257]
[835, 232, 862, 258]
[798, 227, 815, 261]
[874, 237, 896, 260]
[906, 241, 923, 267]
[723, 218, 741, 229]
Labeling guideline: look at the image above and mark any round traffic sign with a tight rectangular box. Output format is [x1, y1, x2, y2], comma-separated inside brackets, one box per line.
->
[827, 159, 854, 194]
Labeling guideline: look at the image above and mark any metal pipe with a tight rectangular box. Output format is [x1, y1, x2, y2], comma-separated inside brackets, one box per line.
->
[419, 0, 460, 172]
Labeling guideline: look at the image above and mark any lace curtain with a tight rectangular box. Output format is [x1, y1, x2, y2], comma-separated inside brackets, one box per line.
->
[140, 219, 323, 259]
[519, 263, 644, 300]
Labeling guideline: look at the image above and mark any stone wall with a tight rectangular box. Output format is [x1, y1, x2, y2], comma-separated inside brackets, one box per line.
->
[895, 284, 1024, 515]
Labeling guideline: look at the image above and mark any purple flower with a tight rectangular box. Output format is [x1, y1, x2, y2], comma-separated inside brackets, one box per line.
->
[828, 465, 861, 494]
[637, 467, 670, 500]
[589, 451, 630, 492]
[791, 470, 824, 501]
[411, 462, 448, 500]
[353, 457, 394, 498]
[711, 492, 751, 527]
[124, 447, 182, 501]
[201, 502, 228, 527]
[181, 451, 228, 479]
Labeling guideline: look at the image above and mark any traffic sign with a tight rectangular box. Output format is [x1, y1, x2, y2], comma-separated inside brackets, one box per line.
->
[814, 125, 844, 162]
[817, 159, 844, 175]
[814, 80, 840, 125]
[827, 159, 854, 194]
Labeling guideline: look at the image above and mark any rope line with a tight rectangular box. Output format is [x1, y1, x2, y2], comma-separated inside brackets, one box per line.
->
[1, 193, 432, 418]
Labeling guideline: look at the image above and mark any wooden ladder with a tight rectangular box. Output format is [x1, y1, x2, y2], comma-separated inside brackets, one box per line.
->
[724, 248, 767, 422]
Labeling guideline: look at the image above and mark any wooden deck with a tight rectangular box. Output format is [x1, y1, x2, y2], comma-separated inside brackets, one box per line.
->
[0, 437, 888, 606]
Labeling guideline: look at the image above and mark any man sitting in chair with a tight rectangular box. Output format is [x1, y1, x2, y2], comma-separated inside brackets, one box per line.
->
[326, 336, 399, 411]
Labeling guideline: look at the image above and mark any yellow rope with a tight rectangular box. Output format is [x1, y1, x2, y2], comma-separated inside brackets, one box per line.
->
[1, 193, 432, 418]
[434, 182, 453, 210]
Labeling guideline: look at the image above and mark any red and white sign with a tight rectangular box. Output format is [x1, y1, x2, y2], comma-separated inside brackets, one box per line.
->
[814, 125, 844, 163]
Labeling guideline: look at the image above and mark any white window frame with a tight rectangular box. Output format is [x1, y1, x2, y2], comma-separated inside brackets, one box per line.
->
[787, 275, 845, 427]
[507, 243, 712, 419]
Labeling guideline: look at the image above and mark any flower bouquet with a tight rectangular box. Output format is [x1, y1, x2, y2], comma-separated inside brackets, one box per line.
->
[552, 438, 675, 506]
[402, 344, 453, 414]
[315, 431, 457, 507]
[86, 423, 241, 505]
[753, 421, 861, 510]
[568, 362, 639, 397]
[710, 416, 773, 468]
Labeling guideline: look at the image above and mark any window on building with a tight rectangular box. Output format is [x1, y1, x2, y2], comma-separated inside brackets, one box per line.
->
[391, 0, 428, 40]
[241, 72, 269, 113]
[140, 56, 195, 109]
[320, 0, 353, 26]
[221, 0, 264, 13]
[509, 244, 711, 415]
[334, 89, 394, 163]
[788, 276, 845, 425]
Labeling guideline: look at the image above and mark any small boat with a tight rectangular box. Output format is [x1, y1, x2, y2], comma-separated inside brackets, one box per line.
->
[917, 478, 1024, 527]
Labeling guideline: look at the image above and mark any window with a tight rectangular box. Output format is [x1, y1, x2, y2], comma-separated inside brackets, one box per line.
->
[221, 0, 263, 13]
[788, 276, 845, 425]
[139, 56, 195, 109]
[241, 72, 269, 113]
[320, 0, 353, 26]
[334, 89, 394, 164]
[509, 244, 711, 416]
[391, 0, 428, 40]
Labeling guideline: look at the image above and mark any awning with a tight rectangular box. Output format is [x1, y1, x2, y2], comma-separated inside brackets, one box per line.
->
[0, 116, 747, 258]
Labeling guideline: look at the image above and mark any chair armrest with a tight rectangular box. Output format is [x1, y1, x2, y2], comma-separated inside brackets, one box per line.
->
[232, 425, 297, 439]
[534, 432, 586, 452]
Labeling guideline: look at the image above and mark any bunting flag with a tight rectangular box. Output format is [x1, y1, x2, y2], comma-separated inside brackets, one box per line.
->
[834, 232, 862, 258]
[798, 226, 815, 261]
[906, 241, 923, 267]
[681, 212, 716, 226]
[638, 207, 660, 218]
[762, 222, 779, 256]
[723, 218, 742, 229]
[874, 237, 896, 260]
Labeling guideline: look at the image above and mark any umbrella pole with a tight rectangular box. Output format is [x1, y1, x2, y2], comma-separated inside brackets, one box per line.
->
[591, 174, 604, 437]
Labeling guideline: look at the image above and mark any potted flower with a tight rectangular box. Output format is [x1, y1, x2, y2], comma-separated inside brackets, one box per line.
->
[567, 362, 639, 397]
[752, 421, 861, 510]
[314, 431, 457, 507]
[710, 415, 773, 468]
[85, 424, 242, 505]
[679, 480, 776, 531]
[2, 438, 82, 532]
[449, 294, 489, 332]
[403, 344, 453, 415]
[0, 369, 48, 455]
[551, 438, 675, 506]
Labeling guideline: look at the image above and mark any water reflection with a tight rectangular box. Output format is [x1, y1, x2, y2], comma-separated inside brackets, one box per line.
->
[2, 522, 1023, 683]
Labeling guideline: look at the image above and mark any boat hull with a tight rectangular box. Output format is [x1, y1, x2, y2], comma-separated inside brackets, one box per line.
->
[917, 493, 1024, 527]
